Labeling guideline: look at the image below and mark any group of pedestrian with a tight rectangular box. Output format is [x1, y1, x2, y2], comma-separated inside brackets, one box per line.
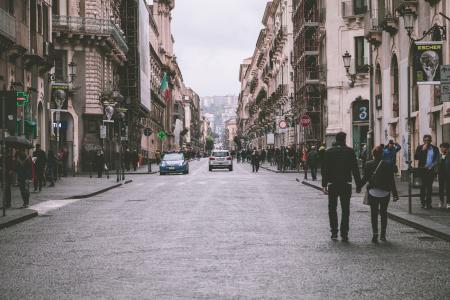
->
[0, 144, 68, 209]
[321, 132, 450, 243]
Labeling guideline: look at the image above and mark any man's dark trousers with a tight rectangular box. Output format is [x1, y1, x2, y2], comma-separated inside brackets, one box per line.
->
[438, 173, 450, 205]
[328, 183, 352, 236]
[420, 169, 435, 206]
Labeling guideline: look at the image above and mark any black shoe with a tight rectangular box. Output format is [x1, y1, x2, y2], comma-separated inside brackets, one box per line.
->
[341, 234, 349, 242]
[331, 233, 338, 240]
[380, 234, 386, 242]
[421, 204, 426, 209]
[372, 234, 378, 243]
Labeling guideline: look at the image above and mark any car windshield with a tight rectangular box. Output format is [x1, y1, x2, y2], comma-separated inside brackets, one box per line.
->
[212, 152, 229, 157]
[163, 153, 184, 161]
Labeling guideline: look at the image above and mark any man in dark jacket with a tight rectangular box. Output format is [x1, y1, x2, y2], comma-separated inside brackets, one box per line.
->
[251, 148, 260, 173]
[438, 142, 450, 209]
[307, 146, 319, 180]
[33, 144, 46, 191]
[414, 134, 440, 209]
[16, 149, 32, 208]
[322, 132, 361, 241]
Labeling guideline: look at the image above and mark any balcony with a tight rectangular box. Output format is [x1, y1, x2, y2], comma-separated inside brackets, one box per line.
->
[0, 8, 16, 42]
[53, 15, 128, 54]
[364, 13, 382, 46]
[15, 21, 30, 50]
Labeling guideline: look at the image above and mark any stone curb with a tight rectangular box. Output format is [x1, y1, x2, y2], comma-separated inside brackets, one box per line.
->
[299, 179, 450, 242]
[259, 165, 298, 173]
[0, 209, 38, 230]
[65, 179, 133, 199]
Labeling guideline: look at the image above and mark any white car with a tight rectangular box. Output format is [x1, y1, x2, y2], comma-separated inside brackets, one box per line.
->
[209, 150, 233, 171]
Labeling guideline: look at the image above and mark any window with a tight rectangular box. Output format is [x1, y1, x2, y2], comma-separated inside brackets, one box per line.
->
[391, 55, 399, 118]
[54, 50, 67, 82]
[354, 36, 368, 73]
[353, 0, 367, 15]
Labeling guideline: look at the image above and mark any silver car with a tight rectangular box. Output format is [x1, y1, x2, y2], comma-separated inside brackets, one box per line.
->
[209, 150, 233, 171]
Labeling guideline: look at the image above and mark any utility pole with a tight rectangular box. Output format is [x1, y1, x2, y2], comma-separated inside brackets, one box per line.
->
[1, 91, 6, 217]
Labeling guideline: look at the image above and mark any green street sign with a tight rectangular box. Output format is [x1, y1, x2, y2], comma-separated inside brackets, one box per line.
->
[16, 92, 30, 106]
[157, 130, 167, 140]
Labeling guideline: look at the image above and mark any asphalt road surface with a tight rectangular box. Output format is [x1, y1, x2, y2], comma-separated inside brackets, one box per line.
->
[1, 159, 450, 299]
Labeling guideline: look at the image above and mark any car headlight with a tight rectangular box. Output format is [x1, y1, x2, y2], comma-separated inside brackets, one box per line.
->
[160, 161, 166, 167]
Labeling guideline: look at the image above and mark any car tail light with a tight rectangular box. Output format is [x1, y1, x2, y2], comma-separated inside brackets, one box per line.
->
[226, 157, 232, 160]
[209, 157, 215, 160]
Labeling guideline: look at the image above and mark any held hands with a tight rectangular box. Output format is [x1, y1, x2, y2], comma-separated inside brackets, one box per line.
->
[393, 194, 399, 202]
[356, 187, 362, 194]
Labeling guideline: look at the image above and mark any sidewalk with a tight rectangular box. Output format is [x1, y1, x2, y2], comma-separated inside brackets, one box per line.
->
[299, 170, 450, 241]
[0, 175, 131, 229]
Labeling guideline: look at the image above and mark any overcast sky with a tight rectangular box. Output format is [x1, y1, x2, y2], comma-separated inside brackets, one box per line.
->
[171, 0, 267, 97]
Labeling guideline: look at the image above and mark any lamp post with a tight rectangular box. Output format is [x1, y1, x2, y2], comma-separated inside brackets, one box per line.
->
[400, 8, 448, 214]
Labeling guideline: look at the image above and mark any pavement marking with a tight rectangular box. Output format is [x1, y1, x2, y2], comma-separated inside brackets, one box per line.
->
[29, 200, 79, 215]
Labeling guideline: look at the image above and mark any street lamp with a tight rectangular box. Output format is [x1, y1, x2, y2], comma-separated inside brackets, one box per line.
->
[68, 61, 77, 83]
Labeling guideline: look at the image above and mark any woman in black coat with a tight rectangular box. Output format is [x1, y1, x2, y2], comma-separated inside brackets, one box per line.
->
[358, 145, 399, 243]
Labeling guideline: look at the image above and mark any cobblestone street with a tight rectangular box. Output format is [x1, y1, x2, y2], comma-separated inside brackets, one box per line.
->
[1, 160, 449, 299]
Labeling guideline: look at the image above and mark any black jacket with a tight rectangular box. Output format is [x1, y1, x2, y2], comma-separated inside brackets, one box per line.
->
[414, 144, 440, 169]
[322, 144, 361, 187]
[359, 159, 398, 196]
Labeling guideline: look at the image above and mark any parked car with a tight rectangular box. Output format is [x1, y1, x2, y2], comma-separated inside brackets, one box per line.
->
[160, 153, 189, 175]
[209, 150, 233, 171]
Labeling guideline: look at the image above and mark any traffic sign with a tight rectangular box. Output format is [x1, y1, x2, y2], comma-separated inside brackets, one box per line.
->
[157, 130, 167, 141]
[143, 127, 153, 136]
[278, 120, 288, 129]
[299, 115, 312, 127]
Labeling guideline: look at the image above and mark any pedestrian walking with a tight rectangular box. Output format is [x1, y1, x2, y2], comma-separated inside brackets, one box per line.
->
[322, 132, 361, 241]
[124, 147, 131, 171]
[357, 145, 399, 243]
[251, 148, 260, 173]
[302, 147, 308, 179]
[32, 144, 46, 192]
[414, 134, 439, 209]
[46, 150, 57, 187]
[438, 142, 450, 209]
[383, 139, 401, 173]
[307, 146, 318, 181]
[95, 150, 105, 178]
[15, 149, 32, 208]
[132, 150, 139, 171]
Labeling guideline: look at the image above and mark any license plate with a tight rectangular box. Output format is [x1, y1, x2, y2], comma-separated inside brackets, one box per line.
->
[218, 158, 224, 161]
[169, 167, 175, 170]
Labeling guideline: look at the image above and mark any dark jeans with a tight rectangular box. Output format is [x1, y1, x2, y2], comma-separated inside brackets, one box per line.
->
[369, 194, 390, 235]
[328, 183, 352, 235]
[252, 162, 260, 172]
[420, 169, 436, 206]
[19, 179, 30, 206]
[438, 172, 450, 205]
[34, 167, 45, 191]
[310, 165, 317, 180]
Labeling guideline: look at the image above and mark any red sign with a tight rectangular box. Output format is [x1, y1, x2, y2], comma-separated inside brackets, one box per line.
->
[299, 115, 311, 127]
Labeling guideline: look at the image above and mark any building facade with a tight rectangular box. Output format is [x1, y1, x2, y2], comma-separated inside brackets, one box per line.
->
[237, 0, 294, 150]
[0, 0, 53, 152]
[364, 0, 450, 173]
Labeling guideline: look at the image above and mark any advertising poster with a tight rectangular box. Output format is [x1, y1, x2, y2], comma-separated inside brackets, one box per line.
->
[414, 41, 443, 85]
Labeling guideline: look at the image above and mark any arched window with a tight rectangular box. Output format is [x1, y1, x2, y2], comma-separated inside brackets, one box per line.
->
[390, 55, 399, 118]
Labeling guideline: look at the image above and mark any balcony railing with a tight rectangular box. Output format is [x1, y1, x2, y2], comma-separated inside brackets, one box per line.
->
[342, 1, 367, 18]
[53, 15, 128, 53]
[0, 8, 16, 41]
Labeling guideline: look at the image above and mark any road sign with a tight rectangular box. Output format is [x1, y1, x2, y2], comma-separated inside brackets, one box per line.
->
[299, 115, 312, 127]
[441, 64, 450, 102]
[143, 127, 153, 136]
[15, 92, 29, 106]
[157, 130, 167, 141]
[100, 125, 107, 139]
[278, 120, 287, 129]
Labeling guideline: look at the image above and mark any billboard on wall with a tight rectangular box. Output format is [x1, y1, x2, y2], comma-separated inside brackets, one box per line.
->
[139, 0, 151, 111]
[414, 41, 443, 85]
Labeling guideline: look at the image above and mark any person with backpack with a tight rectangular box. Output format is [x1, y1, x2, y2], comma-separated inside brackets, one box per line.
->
[357, 145, 399, 243]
